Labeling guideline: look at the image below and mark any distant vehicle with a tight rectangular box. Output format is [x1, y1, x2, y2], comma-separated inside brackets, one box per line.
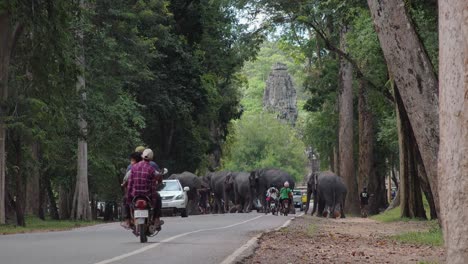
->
[160, 179, 190, 217]
[292, 190, 303, 210]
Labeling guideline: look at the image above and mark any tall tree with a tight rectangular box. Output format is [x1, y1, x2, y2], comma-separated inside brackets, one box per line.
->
[438, 0, 467, 262]
[71, 0, 91, 220]
[395, 88, 426, 219]
[357, 79, 373, 194]
[0, 12, 22, 224]
[367, 0, 440, 218]
[338, 26, 358, 214]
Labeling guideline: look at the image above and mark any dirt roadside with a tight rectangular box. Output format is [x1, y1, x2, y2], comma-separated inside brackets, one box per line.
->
[243, 214, 445, 264]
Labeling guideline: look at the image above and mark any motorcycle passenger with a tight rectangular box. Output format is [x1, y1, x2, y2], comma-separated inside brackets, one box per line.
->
[127, 149, 164, 230]
[279, 181, 293, 211]
[265, 186, 279, 210]
[122, 152, 143, 228]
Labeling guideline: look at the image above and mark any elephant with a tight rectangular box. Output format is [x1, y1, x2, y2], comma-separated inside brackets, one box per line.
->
[224, 172, 256, 213]
[304, 171, 347, 218]
[250, 168, 295, 213]
[168, 171, 202, 215]
[205, 171, 235, 213]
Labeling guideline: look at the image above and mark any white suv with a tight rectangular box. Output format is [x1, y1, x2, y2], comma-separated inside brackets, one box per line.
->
[160, 179, 190, 217]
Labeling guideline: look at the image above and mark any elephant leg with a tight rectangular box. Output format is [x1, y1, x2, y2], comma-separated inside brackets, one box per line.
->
[245, 196, 252, 213]
[304, 190, 312, 214]
[216, 198, 224, 214]
[317, 197, 325, 217]
[341, 198, 346, 218]
[311, 191, 318, 216]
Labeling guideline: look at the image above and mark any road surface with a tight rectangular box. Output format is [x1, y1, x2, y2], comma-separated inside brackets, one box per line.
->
[0, 212, 299, 264]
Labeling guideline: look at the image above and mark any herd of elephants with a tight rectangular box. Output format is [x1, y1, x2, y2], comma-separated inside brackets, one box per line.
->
[167, 168, 347, 218]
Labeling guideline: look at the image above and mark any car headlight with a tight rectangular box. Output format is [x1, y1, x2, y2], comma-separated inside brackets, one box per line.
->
[174, 194, 184, 200]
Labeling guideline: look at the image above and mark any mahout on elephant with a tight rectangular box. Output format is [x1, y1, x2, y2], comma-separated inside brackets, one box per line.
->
[168, 171, 202, 215]
[304, 171, 347, 218]
[224, 172, 256, 213]
[250, 168, 295, 213]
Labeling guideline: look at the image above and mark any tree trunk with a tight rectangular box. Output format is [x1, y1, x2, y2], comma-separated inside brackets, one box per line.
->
[396, 88, 426, 219]
[332, 145, 339, 174]
[387, 189, 400, 211]
[59, 184, 71, 220]
[357, 79, 374, 193]
[25, 143, 41, 216]
[44, 174, 59, 220]
[0, 13, 22, 225]
[13, 139, 25, 226]
[367, 0, 440, 218]
[71, 0, 91, 221]
[338, 26, 358, 214]
[438, 1, 468, 262]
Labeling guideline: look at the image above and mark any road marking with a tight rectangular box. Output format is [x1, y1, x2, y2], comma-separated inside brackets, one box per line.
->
[221, 212, 305, 264]
[94, 215, 263, 264]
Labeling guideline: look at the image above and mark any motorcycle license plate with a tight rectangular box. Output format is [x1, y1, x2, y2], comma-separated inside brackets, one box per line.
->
[134, 210, 148, 218]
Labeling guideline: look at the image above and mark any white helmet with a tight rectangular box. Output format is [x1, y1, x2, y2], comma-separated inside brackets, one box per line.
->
[142, 149, 154, 160]
[284, 181, 289, 187]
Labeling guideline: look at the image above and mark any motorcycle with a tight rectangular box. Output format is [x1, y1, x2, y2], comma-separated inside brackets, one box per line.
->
[131, 196, 160, 243]
[129, 168, 168, 243]
[269, 199, 278, 215]
[281, 199, 290, 216]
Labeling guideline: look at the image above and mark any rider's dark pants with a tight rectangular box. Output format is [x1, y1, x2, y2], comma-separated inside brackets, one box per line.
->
[153, 193, 162, 218]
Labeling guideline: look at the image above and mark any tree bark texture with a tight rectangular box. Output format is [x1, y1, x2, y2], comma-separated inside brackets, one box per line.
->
[71, 0, 91, 220]
[13, 139, 25, 226]
[396, 88, 426, 219]
[0, 13, 22, 224]
[338, 26, 358, 214]
[358, 79, 374, 194]
[59, 184, 71, 220]
[367, 0, 440, 218]
[25, 143, 41, 216]
[333, 145, 339, 174]
[438, 1, 468, 263]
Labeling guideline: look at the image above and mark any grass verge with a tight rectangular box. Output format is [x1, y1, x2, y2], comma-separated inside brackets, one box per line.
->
[0, 216, 102, 235]
[370, 206, 411, 222]
[390, 222, 443, 247]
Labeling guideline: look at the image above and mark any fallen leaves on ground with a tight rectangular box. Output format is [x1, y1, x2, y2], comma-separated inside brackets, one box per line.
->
[244, 215, 445, 264]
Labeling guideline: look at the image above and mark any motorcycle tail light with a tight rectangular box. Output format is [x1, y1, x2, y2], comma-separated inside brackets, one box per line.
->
[135, 200, 147, 209]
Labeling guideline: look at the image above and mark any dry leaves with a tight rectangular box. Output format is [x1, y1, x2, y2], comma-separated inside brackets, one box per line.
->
[244, 215, 445, 264]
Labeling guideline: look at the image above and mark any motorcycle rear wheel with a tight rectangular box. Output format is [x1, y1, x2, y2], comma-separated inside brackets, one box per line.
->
[139, 224, 148, 243]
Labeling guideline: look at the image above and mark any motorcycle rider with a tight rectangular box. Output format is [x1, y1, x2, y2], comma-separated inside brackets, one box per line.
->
[279, 181, 293, 212]
[265, 185, 279, 211]
[127, 149, 164, 230]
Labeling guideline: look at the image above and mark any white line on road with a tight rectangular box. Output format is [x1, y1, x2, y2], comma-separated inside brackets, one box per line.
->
[94, 215, 263, 264]
[221, 212, 305, 264]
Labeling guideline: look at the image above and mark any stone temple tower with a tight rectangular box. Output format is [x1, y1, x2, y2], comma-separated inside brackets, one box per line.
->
[263, 62, 298, 125]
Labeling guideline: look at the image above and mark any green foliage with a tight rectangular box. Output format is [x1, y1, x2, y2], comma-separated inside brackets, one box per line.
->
[222, 113, 307, 181]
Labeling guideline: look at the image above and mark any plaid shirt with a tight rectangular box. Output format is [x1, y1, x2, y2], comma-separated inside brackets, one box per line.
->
[127, 161, 158, 204]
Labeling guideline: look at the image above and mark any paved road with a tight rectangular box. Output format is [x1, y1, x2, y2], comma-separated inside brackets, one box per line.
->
[0, 212, 299, 264]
